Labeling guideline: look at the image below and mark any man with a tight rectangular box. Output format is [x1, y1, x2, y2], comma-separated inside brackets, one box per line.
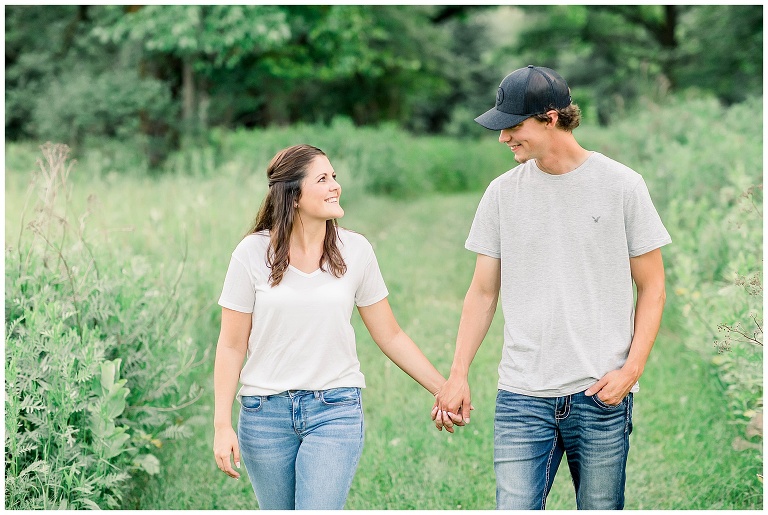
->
[433, 65, 671, 509]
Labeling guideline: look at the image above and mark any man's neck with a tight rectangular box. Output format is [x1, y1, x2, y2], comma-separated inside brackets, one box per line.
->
[535, 136, 591, 176]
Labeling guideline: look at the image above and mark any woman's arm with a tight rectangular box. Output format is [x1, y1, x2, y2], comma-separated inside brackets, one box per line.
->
[357, 298, 446, 397]
[213, 307, 251, 479]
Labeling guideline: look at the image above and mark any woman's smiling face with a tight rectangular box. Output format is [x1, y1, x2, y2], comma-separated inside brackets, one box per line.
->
[297, 155, 344, 221]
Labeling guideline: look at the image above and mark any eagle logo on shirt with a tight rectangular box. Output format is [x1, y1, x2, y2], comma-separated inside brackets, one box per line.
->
[592, 216, 601, 223]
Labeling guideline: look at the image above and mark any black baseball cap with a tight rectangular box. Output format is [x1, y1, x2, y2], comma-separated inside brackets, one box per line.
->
[474, 65, 572, 130]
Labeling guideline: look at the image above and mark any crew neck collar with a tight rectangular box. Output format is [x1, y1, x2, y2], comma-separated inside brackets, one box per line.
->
[533, 151, 597, 179]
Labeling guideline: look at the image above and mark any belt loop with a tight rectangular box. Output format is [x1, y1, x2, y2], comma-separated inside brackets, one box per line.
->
[314, 391, 320, 399]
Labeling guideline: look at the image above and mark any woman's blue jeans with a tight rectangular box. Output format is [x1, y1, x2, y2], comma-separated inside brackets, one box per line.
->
[237, 388, 364, 510]
[494, 389, 633, 510]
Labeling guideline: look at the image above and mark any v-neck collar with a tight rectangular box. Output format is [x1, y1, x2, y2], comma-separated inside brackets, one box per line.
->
[288, 264, 322, 278]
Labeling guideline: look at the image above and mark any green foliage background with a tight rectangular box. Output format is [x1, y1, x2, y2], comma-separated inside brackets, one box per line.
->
[5, 5, 763, 159]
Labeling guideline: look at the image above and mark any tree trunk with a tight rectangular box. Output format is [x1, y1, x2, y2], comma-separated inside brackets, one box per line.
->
[182, 58, 196, 133]
[198, 85, 210, 132]
[125, 5, 177, 169]
[660, 5, 678, 89]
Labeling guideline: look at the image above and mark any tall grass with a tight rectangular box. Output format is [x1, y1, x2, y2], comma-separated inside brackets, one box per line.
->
[5, 144, 205, 509]
[4, 92, 762, 508]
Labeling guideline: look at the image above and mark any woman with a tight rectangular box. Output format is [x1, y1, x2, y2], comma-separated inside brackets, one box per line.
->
[213, 144, 451, 510]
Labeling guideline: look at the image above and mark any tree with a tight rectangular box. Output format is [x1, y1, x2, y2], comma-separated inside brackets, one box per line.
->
[508, 5, 762, 123]
[675, 5, 763, 105]
[94, 5, 290, 135]
[5, 6, 83, 140]
[10, 6, 756, 150]
[6, 5, 174, 155]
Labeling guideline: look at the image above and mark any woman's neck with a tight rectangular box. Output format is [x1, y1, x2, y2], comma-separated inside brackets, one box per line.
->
[290, 218, 327, 254]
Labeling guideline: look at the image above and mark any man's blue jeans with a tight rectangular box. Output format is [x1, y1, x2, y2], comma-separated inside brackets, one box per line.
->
[494, 389, 633, 510]
[237, 388, 364, 510]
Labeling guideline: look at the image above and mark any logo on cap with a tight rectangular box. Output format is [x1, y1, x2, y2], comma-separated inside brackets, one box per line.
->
[496, 87, 504, 106]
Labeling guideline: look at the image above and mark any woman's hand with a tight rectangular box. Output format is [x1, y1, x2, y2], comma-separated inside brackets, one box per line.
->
[213, 425, 241, 479]
[432, 378, 473, 432]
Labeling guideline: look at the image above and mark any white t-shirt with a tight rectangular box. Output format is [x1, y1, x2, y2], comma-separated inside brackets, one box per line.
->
[466, 152, 672, 397]
[218, 227, 388, 397]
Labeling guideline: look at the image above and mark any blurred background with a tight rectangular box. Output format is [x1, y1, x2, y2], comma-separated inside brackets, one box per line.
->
[5, 4, 764, 511]
[6, 5, 762, 163]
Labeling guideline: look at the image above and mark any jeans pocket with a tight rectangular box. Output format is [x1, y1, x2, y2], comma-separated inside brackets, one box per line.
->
[320, 387, 359, 406]
[241, 395, 264, 412]
[590, 394, 624, 410]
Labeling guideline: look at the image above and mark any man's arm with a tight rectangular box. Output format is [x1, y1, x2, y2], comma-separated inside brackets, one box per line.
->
[434, 254, 500, 428]
[585, 247, 667, 404]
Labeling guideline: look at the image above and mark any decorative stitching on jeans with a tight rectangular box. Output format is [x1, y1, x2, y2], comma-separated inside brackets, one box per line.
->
[319, 388, 359, 406]
[240, 395, 264, 412]
[542, 430, 558, 509]
[592, 394, 624, 410]
[624, 399, 628, 433]
[624, 395, 632, 434]
[555, 395, 571, 421]
[292, 396, 304, 436]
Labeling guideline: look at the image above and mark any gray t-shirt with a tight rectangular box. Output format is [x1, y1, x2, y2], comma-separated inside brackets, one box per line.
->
[466, 152, 671, 397]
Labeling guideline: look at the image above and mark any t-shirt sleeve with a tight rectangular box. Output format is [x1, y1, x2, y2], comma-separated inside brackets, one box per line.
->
[355, 246, 389, 307]
[465, 181, 501, 258]
[218, 253, 256, 313]
[625, 177, 672, 257]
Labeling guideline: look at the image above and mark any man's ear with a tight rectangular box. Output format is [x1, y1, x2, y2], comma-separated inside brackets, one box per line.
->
[545, 110, 559, 128]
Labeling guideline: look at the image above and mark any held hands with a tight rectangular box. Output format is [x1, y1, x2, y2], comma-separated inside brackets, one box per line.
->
[431, 376, 473, 432]
[213, 425, 241, 479]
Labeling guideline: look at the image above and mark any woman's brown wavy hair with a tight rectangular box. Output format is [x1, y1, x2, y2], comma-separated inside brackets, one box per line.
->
[245, 144, 347, 286]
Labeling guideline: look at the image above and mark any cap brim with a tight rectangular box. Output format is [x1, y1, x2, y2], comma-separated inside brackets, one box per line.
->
[474, 107, 532, 131]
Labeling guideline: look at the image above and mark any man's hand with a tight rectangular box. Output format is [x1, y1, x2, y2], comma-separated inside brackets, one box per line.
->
[584, 366, 640, 406]
[432, 376, 472, 431]
[431, 254, 498, 432]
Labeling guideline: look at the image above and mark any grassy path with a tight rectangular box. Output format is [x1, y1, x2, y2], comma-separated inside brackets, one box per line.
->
[124, 192, 761, 510]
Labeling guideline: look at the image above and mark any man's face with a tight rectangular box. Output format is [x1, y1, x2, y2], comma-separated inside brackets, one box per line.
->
[497, 117, 549, 164]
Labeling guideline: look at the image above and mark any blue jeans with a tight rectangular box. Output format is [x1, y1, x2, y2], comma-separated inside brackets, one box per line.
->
[237, 388, 364, 510]
[494, 389, 633, 510]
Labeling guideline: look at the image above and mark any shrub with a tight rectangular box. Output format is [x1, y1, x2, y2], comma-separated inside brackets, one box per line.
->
[5, 143, 205, 509]
[32, 68, 175, 147]
[217, 116, 509, 198]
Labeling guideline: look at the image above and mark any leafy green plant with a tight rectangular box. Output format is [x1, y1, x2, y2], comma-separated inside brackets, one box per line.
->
[5, 143, 205, 509]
